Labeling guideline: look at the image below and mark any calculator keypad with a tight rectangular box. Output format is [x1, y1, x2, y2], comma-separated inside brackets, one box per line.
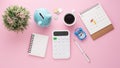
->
[52, 31, 70, 59]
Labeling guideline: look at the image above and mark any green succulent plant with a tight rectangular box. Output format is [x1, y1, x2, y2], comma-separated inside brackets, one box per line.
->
[3, 5, 30, 32]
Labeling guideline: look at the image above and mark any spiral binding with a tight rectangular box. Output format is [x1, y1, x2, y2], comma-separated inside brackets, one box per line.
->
[28, 34, 35, 53]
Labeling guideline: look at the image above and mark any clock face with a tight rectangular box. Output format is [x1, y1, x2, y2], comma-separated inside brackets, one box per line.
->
[78, 32, 86, 39]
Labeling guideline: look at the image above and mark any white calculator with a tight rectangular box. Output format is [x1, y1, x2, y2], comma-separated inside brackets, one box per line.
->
[52, 30, 70, 59]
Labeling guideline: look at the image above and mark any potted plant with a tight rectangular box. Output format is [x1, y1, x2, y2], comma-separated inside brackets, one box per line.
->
[3, 5, 30, 32]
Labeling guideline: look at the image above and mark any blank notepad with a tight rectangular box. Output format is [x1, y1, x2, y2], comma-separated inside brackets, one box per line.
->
[28, 33, 49, 57]
[80, 4, 114, 40]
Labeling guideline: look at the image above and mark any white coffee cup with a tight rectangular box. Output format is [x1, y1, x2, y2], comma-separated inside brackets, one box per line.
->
[63, 12, 76, 26]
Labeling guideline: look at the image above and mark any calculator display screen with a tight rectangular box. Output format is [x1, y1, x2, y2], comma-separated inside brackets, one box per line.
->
[54, 31, 68, 36]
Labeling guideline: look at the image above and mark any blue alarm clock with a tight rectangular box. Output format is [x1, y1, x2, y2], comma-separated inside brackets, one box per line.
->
[34, 8, 52, 27]
[74, 28, 87, 40]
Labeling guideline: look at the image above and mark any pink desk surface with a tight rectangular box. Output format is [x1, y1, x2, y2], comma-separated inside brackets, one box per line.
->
[0, 0, 120, 68]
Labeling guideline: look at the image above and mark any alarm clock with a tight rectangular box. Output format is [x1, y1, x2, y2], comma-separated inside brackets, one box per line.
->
[74, 28, 87, 40]
[34, 8, 52, 27]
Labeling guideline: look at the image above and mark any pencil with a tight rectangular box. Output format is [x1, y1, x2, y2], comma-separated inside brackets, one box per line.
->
[72, 39, 91, 63]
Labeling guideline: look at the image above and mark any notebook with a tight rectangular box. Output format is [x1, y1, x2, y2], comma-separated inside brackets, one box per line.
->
[28, 33, 49, 57]
[80, 4, 114, 40]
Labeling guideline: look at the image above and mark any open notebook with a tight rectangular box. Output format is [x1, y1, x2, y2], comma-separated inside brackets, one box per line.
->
[80, 4, 114, 40]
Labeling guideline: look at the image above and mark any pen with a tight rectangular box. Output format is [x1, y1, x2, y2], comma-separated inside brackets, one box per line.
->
[72, 39, 91, 63]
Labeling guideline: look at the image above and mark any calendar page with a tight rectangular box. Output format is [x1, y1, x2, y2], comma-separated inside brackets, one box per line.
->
[80, 4, 114, 40]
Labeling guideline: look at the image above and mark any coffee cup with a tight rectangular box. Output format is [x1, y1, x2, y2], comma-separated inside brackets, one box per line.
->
[63, 13, 76, 26]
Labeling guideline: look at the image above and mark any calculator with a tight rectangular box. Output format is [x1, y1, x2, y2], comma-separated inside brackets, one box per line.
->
[52, 30, 70, 59]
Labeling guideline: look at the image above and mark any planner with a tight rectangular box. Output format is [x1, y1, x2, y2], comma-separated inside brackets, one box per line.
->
[80, 4, 114, 40]
[28, 33, 49, 57]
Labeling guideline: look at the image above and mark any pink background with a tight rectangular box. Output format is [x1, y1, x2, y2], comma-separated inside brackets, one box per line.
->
[0, 0, 120, 68]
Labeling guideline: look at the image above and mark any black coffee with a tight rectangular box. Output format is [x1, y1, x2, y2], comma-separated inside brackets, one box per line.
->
[64, 13, 75, 24]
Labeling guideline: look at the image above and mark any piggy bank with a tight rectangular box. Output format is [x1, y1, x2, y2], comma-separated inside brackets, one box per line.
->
[34, 8, 52, 27]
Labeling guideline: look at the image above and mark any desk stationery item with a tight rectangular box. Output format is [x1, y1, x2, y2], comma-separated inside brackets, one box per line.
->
[80, 4, 114, 40]
[34, 8, 52, 27]
[72, 39, 90, 63]
[74, 28, 87, 40]
[54, 8, 63, 15]
[53, 8, 63, 20]
[52, 30, 70, 59]
[28, 33, 49, 57]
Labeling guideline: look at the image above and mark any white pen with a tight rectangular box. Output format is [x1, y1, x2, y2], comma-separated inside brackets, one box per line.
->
[72, 39, 91, 63]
